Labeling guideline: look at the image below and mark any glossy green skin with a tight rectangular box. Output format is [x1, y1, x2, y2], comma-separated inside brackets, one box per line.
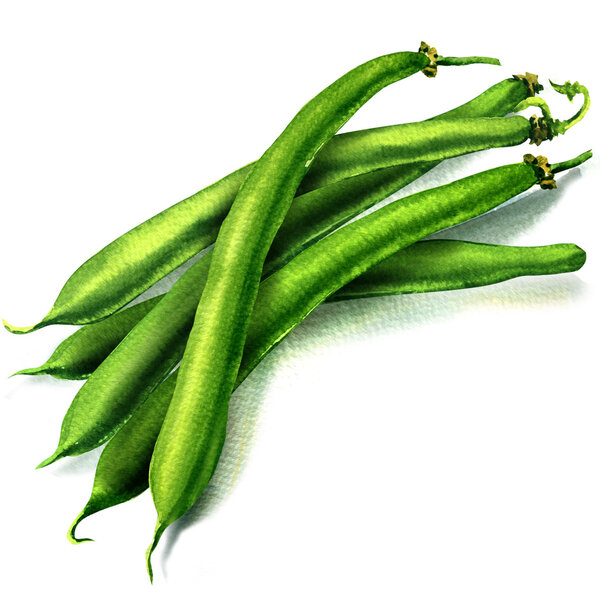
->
[9, 71, 530, 335]
[144, 53, 508, 562]
[331, 240, 586, 299]
[237, 163, 540, 383]
[20, 169, 423, 381]
[296, 116, 530, 192]
[67, 240, 585, 542]
[147, 159, 542, 570]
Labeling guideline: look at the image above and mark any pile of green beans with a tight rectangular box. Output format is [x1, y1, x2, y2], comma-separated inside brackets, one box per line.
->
[4, 43, 592, 582]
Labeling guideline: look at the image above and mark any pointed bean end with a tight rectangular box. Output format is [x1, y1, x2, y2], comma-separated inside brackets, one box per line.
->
[2, 319, 40, 335]
[69, 535, 94, 545]
[36, 449, 64, 469]
[10, 366, 45, 378]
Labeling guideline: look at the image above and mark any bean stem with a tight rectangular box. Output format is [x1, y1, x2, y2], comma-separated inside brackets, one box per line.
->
[437, 56, 501, 66]
[549, 80, 591, 134]
[552, 150, 593, 173]
[514, 80, 591, 139]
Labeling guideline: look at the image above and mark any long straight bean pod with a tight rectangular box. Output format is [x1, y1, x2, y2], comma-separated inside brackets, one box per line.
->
[13, 76, 586, 335]
[67, 239, 585, 543]
[16, 75, 547, 379]
[146, 151, 591, 577]
[4, 48, 507, 333]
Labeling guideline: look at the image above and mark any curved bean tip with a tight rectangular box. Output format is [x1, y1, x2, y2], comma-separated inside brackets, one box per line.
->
[2, 318, 38, 335]
[146, 521, 167, 583]
[67, 511, 94, 545]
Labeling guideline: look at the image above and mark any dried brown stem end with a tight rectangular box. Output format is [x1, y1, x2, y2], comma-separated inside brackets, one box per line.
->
[513, 72, 544, 97]
[419, 41, 438, 78]
[523, 154, 557, 189]
[529, 115, 554, 146]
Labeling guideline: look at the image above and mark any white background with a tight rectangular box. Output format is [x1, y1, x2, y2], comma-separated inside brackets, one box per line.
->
[1, 0, 598, 597]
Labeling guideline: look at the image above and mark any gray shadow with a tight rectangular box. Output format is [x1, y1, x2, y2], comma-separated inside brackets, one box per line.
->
[427, 168, 581, 244]
[161, 275, 586, 577]
[50, 446, 105, 477]
[160, 272, 585, 577]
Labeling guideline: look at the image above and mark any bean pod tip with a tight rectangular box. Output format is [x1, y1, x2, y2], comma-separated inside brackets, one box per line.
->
[2, 318, 38, 335]
[67, 510, 94, 545]
[9, 366, 43, 378]
[146, 522, 167, 584]
[36, 449, 64, 470]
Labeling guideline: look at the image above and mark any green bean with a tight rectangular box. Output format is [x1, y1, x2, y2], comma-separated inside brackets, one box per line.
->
[296, 76, 588, 192]
[13, 297, 163, 380]
[3, 47, 504, 334]
[146, 151, 590, 578]
[67, 239, 585, 544]
[35, 167, 435, 465]
[33, 132, 589, 466]
[33, 103, 589, 466]
[38, 54, 546, 468]
[329, 240, 586, 299]
[301, 78, 590, 191]
[15, 75, 544, 380]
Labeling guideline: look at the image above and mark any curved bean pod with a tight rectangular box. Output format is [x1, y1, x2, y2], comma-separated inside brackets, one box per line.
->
[4, 49, 504, 334]
[67, 240, 586, 543]
[147, 151, 591, 577]
[37, 56, 538, 467]
[36, 166, 431, 465]
[16, 75, 543, 380]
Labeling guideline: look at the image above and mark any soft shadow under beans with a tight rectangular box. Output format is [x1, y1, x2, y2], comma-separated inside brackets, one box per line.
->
[160, 271, 585, 576]
[427, 168, 580, 244]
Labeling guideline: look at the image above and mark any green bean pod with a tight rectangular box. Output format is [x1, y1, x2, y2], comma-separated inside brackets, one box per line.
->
[67, 239, 585, 543]
[296, 116, 532, 192]
[330, 239, 586, 300]
[12, 75, 586, 337]
[143, 56, 539, 581]
[14, 296, 163, 380]
[146, 151, 590, 578]
[16, 75, 543, 380]
[37, 56, 544, 469]
[4, 50, 507, 334]
[36, 167, 432, 465]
